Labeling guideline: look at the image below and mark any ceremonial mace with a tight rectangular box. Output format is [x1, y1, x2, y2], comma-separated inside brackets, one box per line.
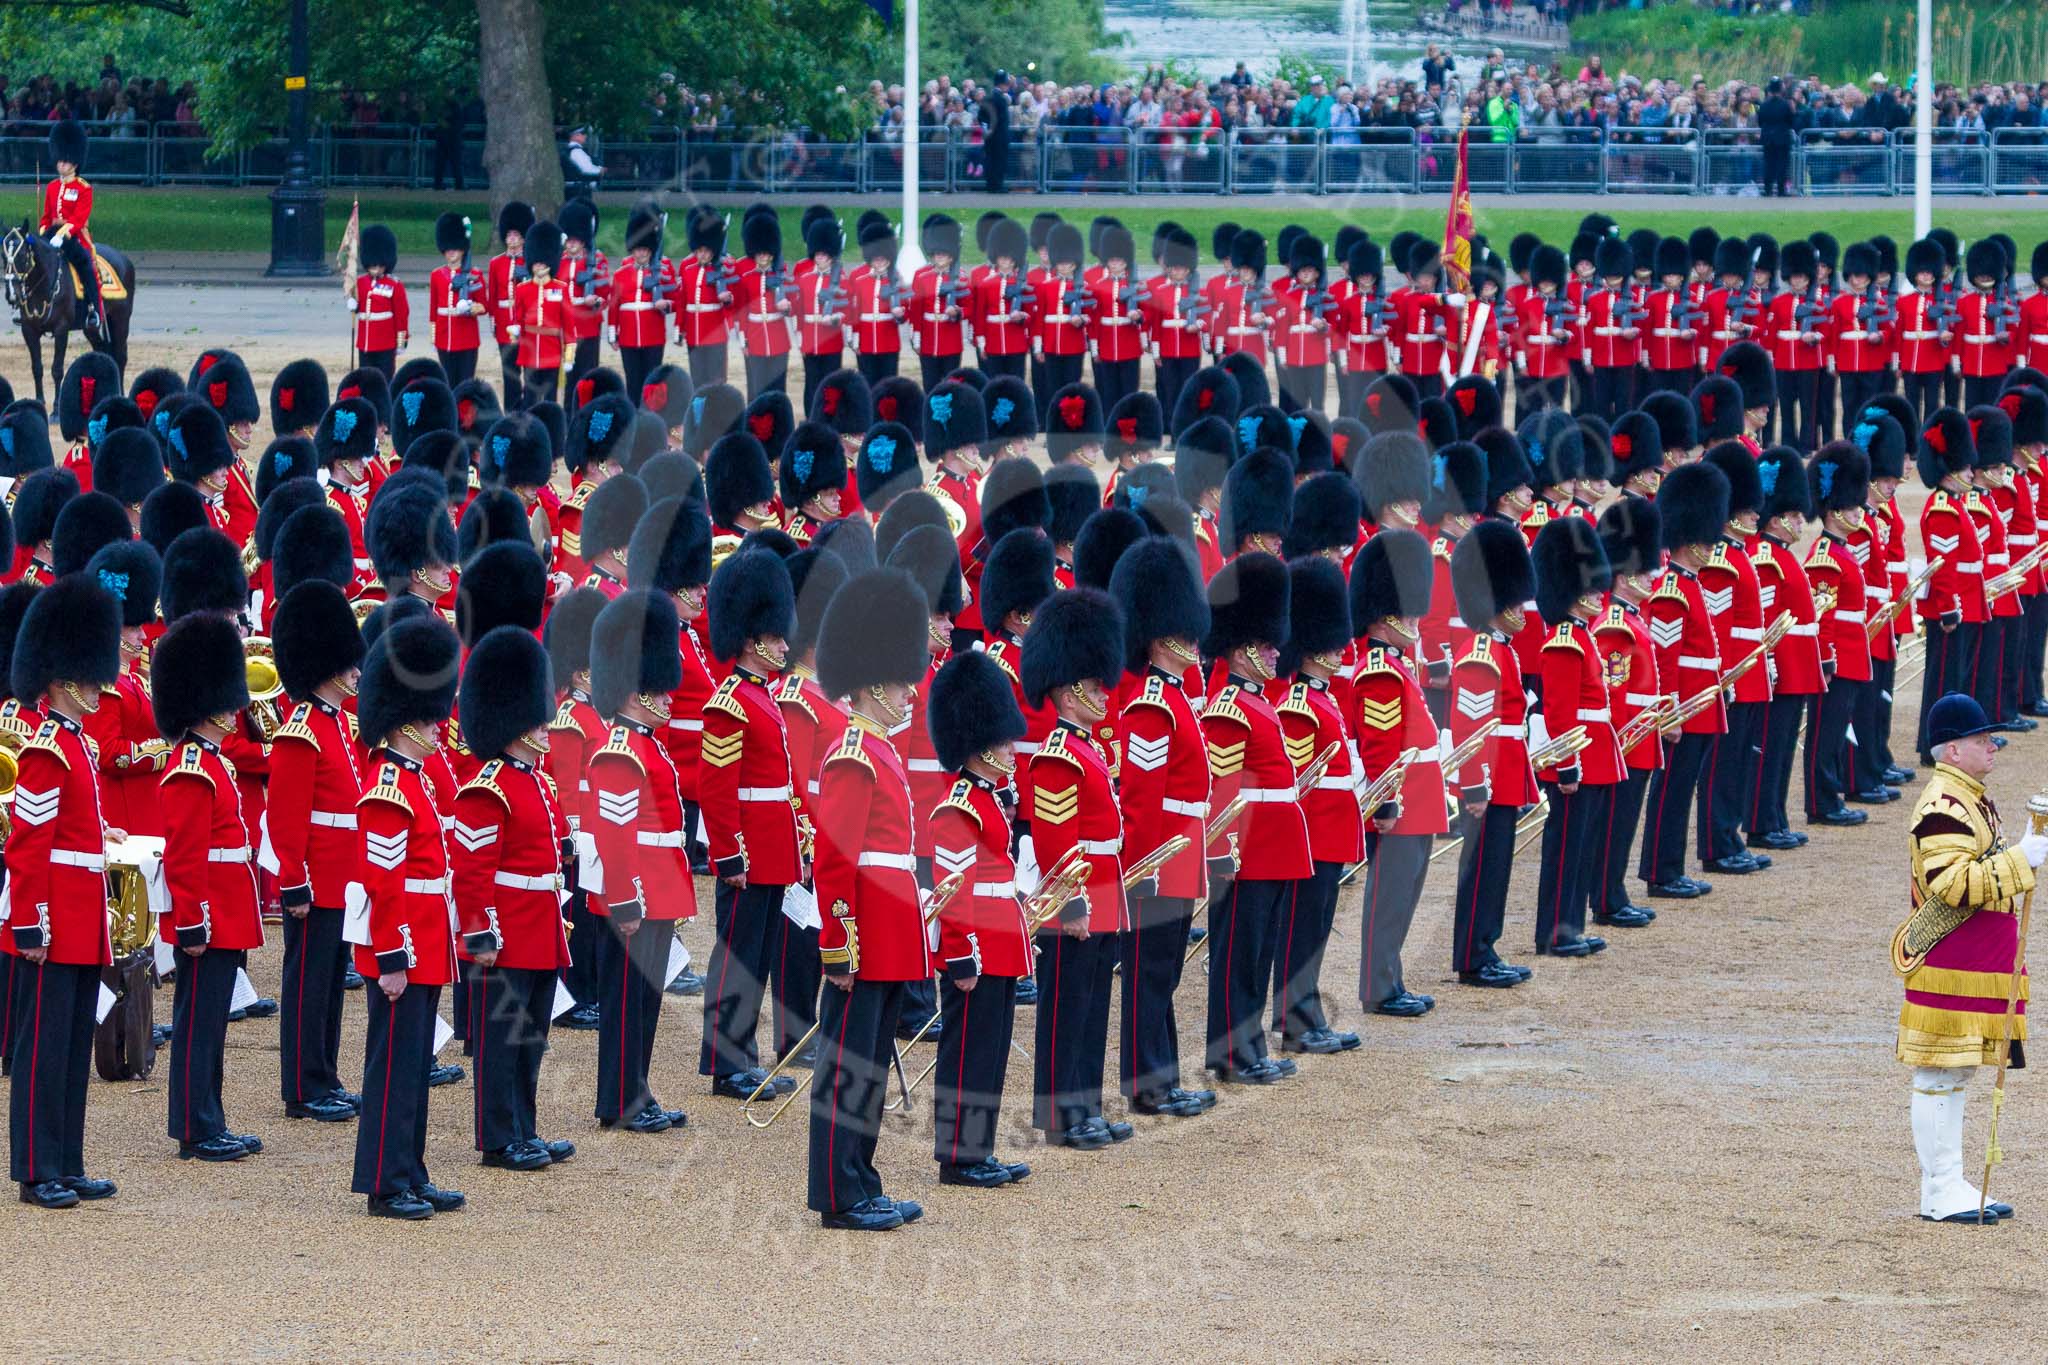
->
[1980, 791, 2048, 1219]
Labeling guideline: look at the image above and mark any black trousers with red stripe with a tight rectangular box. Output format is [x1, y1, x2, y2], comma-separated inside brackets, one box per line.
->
[1805, 681, 1860, 819]
[594, 918, 669, 1123]
[769, 915, 821, 1060]
[1120, 896, 1193, 1099]
[468, 961, 554, 1153]
[8, 959, 95, 1184]
[1034, 928, 1118, 1132]
[1698, 699, 1761, 863]
[1751, 695, 1808, 837]
[0, 953, 18, 1075]
[1535, 782, 1600, 949]
[1973, 616, 2014, 721]
[932, 973, 1017, 1169]
[167, 946, 243, 1147]
[351, 981, 440, 1198]
[1599, 768, 1653, 917]
[699, 881, 782, 1078]
[561, 890, 602, 1008]
[1639, 732, 1711, 885]
[279, 906, 347, 1104]
[807, 975, 905, 1214]
[1453, 804, 1519, 971]
[1271, 860, 1341, 1041]
[1206, 876, 1285, 1073]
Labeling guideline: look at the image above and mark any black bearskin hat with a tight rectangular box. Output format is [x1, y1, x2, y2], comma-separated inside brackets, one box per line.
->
[522, 220, 564, 278]
[58, 352, 119, 443]
[365, 468, 457, 584]
[707, 548, 795, 664]
[1641, 389, 1697, 455]
[924, 380, 988, 462]
[138, 479, 205, 555]
[780, 421, 848, 510]
[1531, 516, 1612, 627]
[580, 473, 649, 564]
[478, 412, 553, 490]
[1713, 340, 1776, 412]
[1357, 373, 1419, 435]
[1597, 495, 1662, 579]
[128, 367, 182, 424]
[1282, 471, 1362, 559]
[590, 588, 681, 717]
[1656, 461, 1730, 551]
[638, 364, 692, 431]
[272, 504, 354, 598]
[160, 526, 246, 621]
[1996, 384, 2048, 449]
[457, 486, 529, 562]
[703, 434, 774, 530]
[1445, 375, 1501, 442]
[1608, 410, 1664, 486]
[254, 476, 328, 564]
[983, 375, 1037, 446]
[272, 579, 365, 699]
[359, 224, 398, 273]
[455, 540, 546, 646]
[1756, 445, 1812, 524]
[1044, 463, 1100, 547]
[626, 495, 712, 592]
[886, 522, 965, 618]
[85, 539, 158, 628]
[810, 368, 873, 439]
[392, 378, 458, 457]
[1221, 446, 1294, 552]
[1702, 441, 1763, 517]
[50, 491, 131, 577]
[12, 572, 118, 700]
[1347, 529, 1432, 630]
[1969, 404, 2015, 469]
[0, 403, 54, 478]
[869, 374, 922, 432]
[1072, 507, 1146, 591]
[1917, 406, 1974, 488]
[1170, 366, 1239, 439]
[787, 549, 848, 658]
[253, 435, 316, 504]
[1520, 408, 1583, 491]
[315, 396, 379, 468]
[979, 458, 1050, 549]
[979, 528, 1056, 629]
[151, 614, 248, 739]
[1204, 550, 1291, 657]
[1222, 351, 1272, 411]
[334, 366, 391, 429]
[459, 625, 554, 761]
[1021, 586, 1125, 706]
[544, 584, 606, 683]
[434, 210, 472, 256]
[1848, 409, 1908, 481]
[1355, 431, 1430, 523]
[856, 420, 921, 511]
[165, 403, 233, 484]
[1111, 535, 1207, 670]
[1475, 426, 1533, 512]
[91, 427, 164, 507]
[1046, 383, 1105, 463]
[358, 615, 460, 744]
[1809, 441, 1871, 513]
[1690, 373, 1743, 443]
[1422, 439, 1487, 523]
[1450, 518, 1535, 628]
[816, 567, 930, 696]
[565, 393, 635, 475]
[1276, 556, 1350, 677]
[394, 357, 447, 394]
[927, 649, 1027, 773]
[190, 350, 261, 426]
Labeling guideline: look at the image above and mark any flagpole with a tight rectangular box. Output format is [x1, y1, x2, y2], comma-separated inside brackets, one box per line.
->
[897, 0, 926, 274]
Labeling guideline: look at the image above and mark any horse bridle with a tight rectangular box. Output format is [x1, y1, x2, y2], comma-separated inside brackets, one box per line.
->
[1, 229, 53, 325]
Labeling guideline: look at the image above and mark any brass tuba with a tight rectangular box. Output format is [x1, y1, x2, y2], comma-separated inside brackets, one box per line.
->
[244, 635, 286, 741]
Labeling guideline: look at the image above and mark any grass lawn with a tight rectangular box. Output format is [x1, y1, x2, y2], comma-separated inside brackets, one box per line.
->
[72, 187, 2048, 261]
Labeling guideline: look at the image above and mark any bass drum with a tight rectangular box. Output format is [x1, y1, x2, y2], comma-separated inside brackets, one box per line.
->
[93, 950, 156, 1081]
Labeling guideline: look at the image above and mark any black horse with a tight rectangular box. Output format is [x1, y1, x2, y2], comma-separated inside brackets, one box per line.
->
[1, 222, 134, 401]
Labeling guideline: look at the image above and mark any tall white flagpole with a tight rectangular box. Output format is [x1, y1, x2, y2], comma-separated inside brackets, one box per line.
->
[898, 0, 926, 273]
[1914, 0, 1932, 240]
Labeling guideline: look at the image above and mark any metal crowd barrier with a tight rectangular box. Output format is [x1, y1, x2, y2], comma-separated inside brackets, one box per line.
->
[0, 120, 2040, 196]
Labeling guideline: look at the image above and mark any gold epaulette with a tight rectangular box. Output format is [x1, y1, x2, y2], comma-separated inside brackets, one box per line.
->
[360, 762, 411, 816]
[458, 758, 509, 809]
[168, 742, 214, 789]
[1125, 673, 1171, 714]
[705, 673, 747, 722]
[1544, 620, 1585, 653]
[1355, 645, 1401, 680]
[346, 710, 360, 744]
[784, 514, 816, 546]
[274, 703, 319, 748]
[0, 698, 35, 743]
[595, 724, 644, 775]
[1521, 501, 1552, 532]
[1204, 683, 1247, 728]
[986, 640, 1020, 683]
[550, 698, 581, 733]
[938, 777, 982, 827]
[1432, 534, 1455, 561]
[1459, 633, 1499, 671]
[825, 725, 872, 773]
[776, 673, 815, 719]
[1650, 570, 1687, 605]
[565, 481, 594, 513]
[1596, 603, 1630, 635]
[1279, 680, 1316, 720]
[1805, 536, 1836, 572]
[1707, 540, 1730, 570]
[1036, 727, 1081, 767]
[22, 719, 67, 768]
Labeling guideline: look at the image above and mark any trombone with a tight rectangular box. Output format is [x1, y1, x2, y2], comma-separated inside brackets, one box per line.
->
[244, 636, 286, 741]
[741, 871, 967, 1130]
[1181, 752, 1328, 966]
[889, 836, 1192, 1113]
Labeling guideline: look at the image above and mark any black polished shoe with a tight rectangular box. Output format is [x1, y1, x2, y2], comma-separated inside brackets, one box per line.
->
[1171, 1086, 1219, 1111]
[367, 1191, 434, 1220]
[557, 1003, 600, 1031]
[1091, 1117, 1135, 1143]
[612, 1107, 671, 1134]
[1049, 1122, 1113, 1148]
[229, 1133, 264, 1154]
[1884, 765, 1917, 783]
[151, 1023, 172, 1047]
[411, 1182, 466, 1212]
[1848, 787, 1900, 804]
[1373, 992, 1433, 1017]
[241, 996, 279, 1020]
[999, 1158, 1032, 1182]
[1540, 936, 1599, 958]
[1264, 1054, 1300, 1076]
[820, 1196, 903, 1231]
[1457, 961, 1524, 988]
[1593, 906, 1654, 928]
[1922, 1207, 1999, 1224]
[1187, 923, 1208, 945]
[19, 1180, 79, 1209]
[481, 1142, 552, 1171]
[1703, 854, 1762, 875]
[1753, 830, 1806, 851]
[1812, 807, 1869, 827]
[1279, 1029, 1345, 1054]
[329, 1089, 363, 1111]
[2028, 701, 2048, 720]
[177, 1135, 249, 1162]
[427, 1063, 465, 1087]
[1323, 1026, 1363, 1050]
[712, 1072, 768, 1101]
[1647, 879, 1708, 899]
[2004, 716, 2039, 733]
[539, 1138, 575, 1163]
[59, 1174, 116, 1200]
[882, 1197, 924, 1225]
[1130, 1090, 1204, 1117]
[342, 967, 365, 991]
[286, 1096, 355, 1122]
[1213, 1061, 1282, 1085]
[939, 1157, 1013, 1188]
[784, 1041, 820, 1070]
[1012, 977, 1039, 1005]
[666, 967, 704, 997]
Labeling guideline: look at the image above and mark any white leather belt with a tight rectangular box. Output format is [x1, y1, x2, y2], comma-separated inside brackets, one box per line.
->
[802, 314, 837, 325]
[1227, 326, 1262, 335]
[1651, 327, 1683, 337]
[404, 877, 447, 894]
[922, 312, 951, 322]
[686, 303, 722, 312]
[1679, 654, 1719, 670]
[1576, 707, 1611, 723]
[859, 312, 893, 323]
[208, 846, 252, 864]
[360, 310, 393, 321]
[1313, 775, 1355, 792]
[1965, 335, 1995, 344]
[1730, 626, 1764, 641]
[738, 785, 791, 801]
[51, 850, 104, 870]
[436, 306, 472, 317]
[1412, 742, 1443, 763]
[906, 759, 944, 773]
[1161, 798, 1209, 818]
[1495, 723, 1528, 739]
[1623, 692, 1661, 706]
[494, 871, 559, 891]
[1989, 554, 2011, 567]
[973, 881, 1016, 898]
[858, 851, 916, 871]
[2031, 334, 2048, 343]
[1594, 326, 1623, 336]
[620, 301, 656, 312]
[1078, 838, 1122, 855]
[310, 811, 358, 829]
[1902, 330, 1938, 340]
[666, 718, 703, 732]
[1238, 787, 1294, 803]
[1888, 561, 1909, 572]
[1788, 622, 1819, 636]
[1958, 561, 1982, 571]
[1836, 609, 1867, 623]
[1403, 332, 1435, 342]
[2010, 535, 2038, 546]
[1098, 316, 1133, 326]
[1774, 329, 1803, 340]
[637, 831, 685, 848]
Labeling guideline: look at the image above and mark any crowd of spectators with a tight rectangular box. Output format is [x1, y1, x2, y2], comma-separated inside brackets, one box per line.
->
[0, 60, 199, 137]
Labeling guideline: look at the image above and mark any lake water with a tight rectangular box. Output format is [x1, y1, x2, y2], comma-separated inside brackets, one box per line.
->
[1098, 0, 1560, 88]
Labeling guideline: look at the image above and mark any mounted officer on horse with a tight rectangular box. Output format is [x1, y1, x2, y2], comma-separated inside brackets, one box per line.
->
[2, 118, 135, 399]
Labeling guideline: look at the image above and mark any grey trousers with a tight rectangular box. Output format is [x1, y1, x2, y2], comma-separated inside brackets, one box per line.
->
[1358, 830, 1432, 1008]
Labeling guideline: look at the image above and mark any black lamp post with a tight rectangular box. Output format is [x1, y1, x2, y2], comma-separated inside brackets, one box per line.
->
[265, 0, 326, 276]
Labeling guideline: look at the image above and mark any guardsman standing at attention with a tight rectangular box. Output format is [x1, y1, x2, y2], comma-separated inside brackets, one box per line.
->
[1915, 408, 1988, 765]
[924, 650, 1035, 1189]
[1348, 531, 1443, 1017]
[807, 566, 934, 1232]
[508, 220, 569, 409]
[450, 626, 577, 1173]
[1896, 691, 2048, 1224]
[610, 200, 678, 402]
[543, 587, 610, 1031]
[911, 214, 969, 392]
[1747, 446, 1823, 850]
[1591, 497, 1666, 930]
[1022, 587, 1133, 1150]
[676, 205, 735, 391]
[486, 201, 535, 401]
[1803, 442, 1876, 827]
[153, 613, 264, 1164]
[7, 576, 122, 1209]
[1271, 556, 1362, 1053]
[350, 616, 464, 1220]
[1445, 520, 1540, 988]
[624, 494, 717, 880]
[267, 580, 368, 1122]
[1202, 553, 1313, 1080]
[556, 200, 609, 414]
[794, 217, 849, 412]
[1695, 444, 1773, 876]
[585, 589, 695, 1135]
[349, 225, 409, 380]
[696, 550, 802, 1102]
[428, 212, 486, 386]
[1110, 536, 1217, 1117]
[736, 211, 793, 401]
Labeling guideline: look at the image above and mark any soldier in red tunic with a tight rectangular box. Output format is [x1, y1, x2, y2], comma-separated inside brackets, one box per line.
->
[779, 421, 848, 547]
[794, 218, 850, 412]
[38, 120, 104, 338]
[1746, 447, 1823, 849]
[608, 200, 678, 402]
[349, 225, 409, 381]
[623, 495, 715, 883]
[924, 650, 1035, 1187]
[1916, 407, 1990, 764]
[151, 614, 264, 1161]
[557, 200, 610, 415]
[1953, 241, 2013, 412]
[6, 576, 122, 1208]
[734, 212, 793, 401]
[1084, 223, 1144, 415]
[807, 566, 933, 1231]
[267, 581, 367, 1122]
[1695, 445, 1773, 874]
[508, 221, 569, 409]
[844, 222, 907, 387]
[427, 213, 485, 387]
[1591, 498, 1666, 929]
[484, 202, 534, 401]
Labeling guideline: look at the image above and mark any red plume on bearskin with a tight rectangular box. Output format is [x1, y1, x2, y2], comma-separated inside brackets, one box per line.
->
[1365, 391, 1382, 416]
[747, 411, 776, 442]
[1923, 422, 1946, 455]
[1699, 389, 1715, 423]
[209, 380, 227, 408]
[1612, 433, 1631, 458]
[136, 390, 158, 419]
[642, 382, 668, 414]
[1058, 394, 1086, 429]
[338, 384, 360, 402]
[1331, 431, 1349, 461]
[279, 388, 296, 414]
[456, 397, 474, 427]
[1453, 386, 1475, 416]
[576, 377, 595, 405]
[1116, 416, 1137, 443]
[1197, 386, 1214, 411]
[197, 354, 218, 374]
[821, 386, 841, 417]
[2000, 391, 2022, 420]
[79, 376, 95, 414]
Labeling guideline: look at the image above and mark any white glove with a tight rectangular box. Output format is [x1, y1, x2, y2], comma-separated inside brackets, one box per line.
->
[2019, 832, 2048, 869]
